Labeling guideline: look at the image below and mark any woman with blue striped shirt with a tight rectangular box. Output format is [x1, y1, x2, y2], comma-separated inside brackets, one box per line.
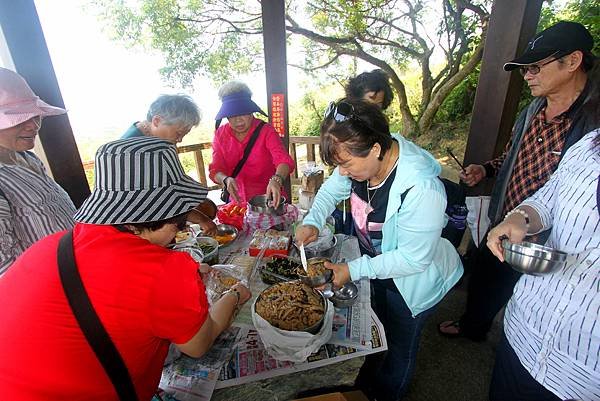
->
[486, 128, 600, 401]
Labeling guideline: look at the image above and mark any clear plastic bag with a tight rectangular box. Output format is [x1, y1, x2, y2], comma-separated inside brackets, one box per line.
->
[203, 264, 248, 305]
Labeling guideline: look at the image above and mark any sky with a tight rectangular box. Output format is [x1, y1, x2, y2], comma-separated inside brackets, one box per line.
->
[27, 0, 303, 142]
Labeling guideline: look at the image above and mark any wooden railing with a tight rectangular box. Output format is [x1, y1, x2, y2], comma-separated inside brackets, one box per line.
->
[176, 142, 219, 190]
[83, 136, 322, 188]
[288, 136, 321, 184]
[175, 136, 322, 187]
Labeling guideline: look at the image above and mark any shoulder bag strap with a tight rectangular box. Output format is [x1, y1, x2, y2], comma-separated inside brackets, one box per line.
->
[58, 230, 138, 401]
[230, 121, 266, 178]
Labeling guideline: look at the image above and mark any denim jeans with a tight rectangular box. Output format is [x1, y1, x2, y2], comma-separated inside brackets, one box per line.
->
[355, 279, 437, 401]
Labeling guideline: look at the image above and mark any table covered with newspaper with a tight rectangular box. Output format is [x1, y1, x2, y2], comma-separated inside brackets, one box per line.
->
[158, 234, 387, 401]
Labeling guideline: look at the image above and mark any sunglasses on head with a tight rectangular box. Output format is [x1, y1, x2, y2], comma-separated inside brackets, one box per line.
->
[324, 101, 356, 123]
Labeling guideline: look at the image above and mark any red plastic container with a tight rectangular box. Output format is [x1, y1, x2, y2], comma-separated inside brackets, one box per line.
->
[216, 203, 246, 230]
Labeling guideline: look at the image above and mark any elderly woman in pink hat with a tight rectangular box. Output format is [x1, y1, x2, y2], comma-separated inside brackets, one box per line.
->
[209, 81, 294, 207]
[0, 67, 76, 274]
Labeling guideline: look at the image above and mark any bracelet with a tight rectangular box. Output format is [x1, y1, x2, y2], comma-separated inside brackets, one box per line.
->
[504, 209, 530, 231]
[269, 174, 283, 186]
[222, 176, 230, 186]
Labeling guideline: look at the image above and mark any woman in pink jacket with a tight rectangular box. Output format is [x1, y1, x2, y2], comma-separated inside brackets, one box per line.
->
[209, 81, 294, 207]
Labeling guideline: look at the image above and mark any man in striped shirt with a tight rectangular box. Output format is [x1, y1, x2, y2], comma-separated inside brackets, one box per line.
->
[439, 21, 597, 341]
[486, 129, 599, 401]
[0, 68, 76, 274]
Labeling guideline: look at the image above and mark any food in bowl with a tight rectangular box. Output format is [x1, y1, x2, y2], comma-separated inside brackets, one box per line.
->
[175, 230, 192, 243]
[260, 256, 301, 284]
[297, 257, 333, 287]
[255, 281, 325, 332]
[193, 237, 219, 265]
[305, 257, 328, 277]
[206, 224, 238, 246]
[214, 233, 235, 245]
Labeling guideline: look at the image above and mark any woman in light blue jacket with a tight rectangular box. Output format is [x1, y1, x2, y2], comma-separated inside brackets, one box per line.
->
[295, 99, 463, 401]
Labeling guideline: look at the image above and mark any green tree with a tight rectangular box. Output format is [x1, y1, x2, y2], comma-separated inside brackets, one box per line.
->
[89, 0, 490, 137]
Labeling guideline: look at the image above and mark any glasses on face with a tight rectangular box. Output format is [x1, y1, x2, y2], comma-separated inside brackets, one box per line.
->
[16, 116, 42, 129]
[324, 101, 356, 122]
[518, 55, 561, 76]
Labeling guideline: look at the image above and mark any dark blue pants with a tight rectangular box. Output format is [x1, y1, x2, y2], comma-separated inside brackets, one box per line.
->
[489, 333, 561, 401]
[460, 244, 522, 341]
[355, 280, 437, 401]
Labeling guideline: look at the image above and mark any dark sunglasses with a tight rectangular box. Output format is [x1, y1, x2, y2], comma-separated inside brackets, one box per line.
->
[324, 101, 356, 122]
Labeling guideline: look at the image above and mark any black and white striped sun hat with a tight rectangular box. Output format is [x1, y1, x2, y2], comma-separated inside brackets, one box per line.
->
[74, 137, 208, 225]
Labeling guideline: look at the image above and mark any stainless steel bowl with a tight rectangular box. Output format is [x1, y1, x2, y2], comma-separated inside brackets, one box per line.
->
[502, 240, 567, 276]
[293, 236, 338, 259]
[330, 282, 359, 308]
[247, 195, 287, 216]
[298, 257, 334, 287]
[213, 224, 238, 247]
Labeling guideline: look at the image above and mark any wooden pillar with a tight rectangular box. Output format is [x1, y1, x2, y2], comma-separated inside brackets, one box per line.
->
[261, 0, 292, 198]
[0, 0, 90, 207]
[463, 0, 543, 195]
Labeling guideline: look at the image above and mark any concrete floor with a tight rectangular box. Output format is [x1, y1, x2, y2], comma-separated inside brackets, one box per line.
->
[212, 269, 503, 401]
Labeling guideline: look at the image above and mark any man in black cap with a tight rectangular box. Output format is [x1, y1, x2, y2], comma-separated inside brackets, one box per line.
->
[439, 21, 597, 341]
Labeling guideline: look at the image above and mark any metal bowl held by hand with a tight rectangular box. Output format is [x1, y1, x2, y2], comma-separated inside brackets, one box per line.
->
[294, 236, 338, 259]
[298, 257, 334, 287]
[329, 282, 359, 308]
[248, 195, 287, 216]
[502, 240, 567, 276]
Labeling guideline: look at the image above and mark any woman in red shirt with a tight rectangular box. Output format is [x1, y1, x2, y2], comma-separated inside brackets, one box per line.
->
[0, 137, 251, 400]
[209, 81, 295, 207]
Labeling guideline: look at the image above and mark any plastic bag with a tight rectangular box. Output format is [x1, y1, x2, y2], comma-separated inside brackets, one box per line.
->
[465, 196, 491, 247]
[204, 264, 248, 305]
[304, 225, 334, 252]
[251, 298, 334, 362]
[244, 203, 299, 231]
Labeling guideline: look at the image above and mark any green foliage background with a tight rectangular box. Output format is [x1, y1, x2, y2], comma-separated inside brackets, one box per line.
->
[284, 0, 598, 163]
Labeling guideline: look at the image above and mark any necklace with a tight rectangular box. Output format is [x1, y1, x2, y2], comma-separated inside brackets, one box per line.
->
[366, 156, 399, 213]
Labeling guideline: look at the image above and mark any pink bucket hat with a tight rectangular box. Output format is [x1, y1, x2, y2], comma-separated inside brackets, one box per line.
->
[0, 67, 66, 130]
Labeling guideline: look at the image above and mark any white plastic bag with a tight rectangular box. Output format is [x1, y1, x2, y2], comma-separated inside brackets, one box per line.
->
[251, 299, 334, 362]
[465, 196, 491, 247]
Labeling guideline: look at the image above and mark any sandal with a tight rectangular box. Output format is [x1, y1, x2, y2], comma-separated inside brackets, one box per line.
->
[438, 320, 462, 338]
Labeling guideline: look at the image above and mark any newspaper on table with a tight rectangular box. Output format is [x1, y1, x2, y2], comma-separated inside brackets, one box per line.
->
[215, 307, 386, 389]
[159, 326, 246, 401]
[159, 234, 383, 400]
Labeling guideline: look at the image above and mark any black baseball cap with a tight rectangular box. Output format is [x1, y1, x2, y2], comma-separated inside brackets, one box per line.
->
[504, 21, 594, 71]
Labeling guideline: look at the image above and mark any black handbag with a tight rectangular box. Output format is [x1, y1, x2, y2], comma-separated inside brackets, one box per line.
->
[220, 121, 266, 203]
[57, 230, 138, 401]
